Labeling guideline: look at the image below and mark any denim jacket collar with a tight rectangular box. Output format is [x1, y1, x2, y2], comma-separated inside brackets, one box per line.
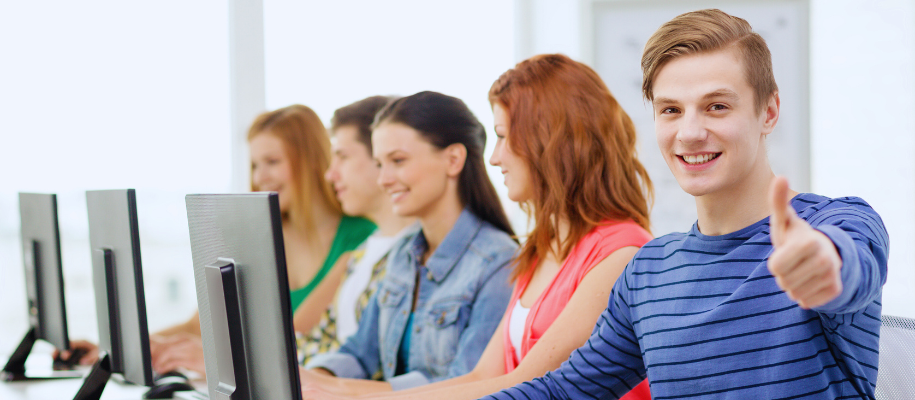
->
[406, 208, 483, 283]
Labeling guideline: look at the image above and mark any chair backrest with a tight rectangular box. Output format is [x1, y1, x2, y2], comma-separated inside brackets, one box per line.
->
[876, 314, 915, 399]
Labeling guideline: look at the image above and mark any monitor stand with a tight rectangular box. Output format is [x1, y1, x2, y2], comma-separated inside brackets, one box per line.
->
[1, 327, 83, 381]
[73, 352, 114, 400]
[205, 259, 248, 400]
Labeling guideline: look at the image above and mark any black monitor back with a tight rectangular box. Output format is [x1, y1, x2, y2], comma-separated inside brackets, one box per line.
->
[185, 193, 301, 400]
[85, 189, 153, 386]
[18, 192, 69, 350]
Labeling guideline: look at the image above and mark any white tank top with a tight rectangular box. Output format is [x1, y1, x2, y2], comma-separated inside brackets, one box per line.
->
[508, 299, 530, 361]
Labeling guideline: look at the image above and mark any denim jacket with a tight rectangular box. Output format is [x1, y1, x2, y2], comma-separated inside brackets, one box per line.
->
[306, 209, 517, 390]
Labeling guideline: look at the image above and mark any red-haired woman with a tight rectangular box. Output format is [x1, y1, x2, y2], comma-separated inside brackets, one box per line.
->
[303, 54, 652, 400]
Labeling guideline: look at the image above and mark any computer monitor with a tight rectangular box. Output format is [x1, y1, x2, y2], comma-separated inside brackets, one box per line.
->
[2, 193, 79, 381]
[185, 193, 302, 400]
[73, 189, 154, 400]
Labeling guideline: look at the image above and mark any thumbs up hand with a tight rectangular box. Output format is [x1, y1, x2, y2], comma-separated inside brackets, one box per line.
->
[767, 176, 843, 309]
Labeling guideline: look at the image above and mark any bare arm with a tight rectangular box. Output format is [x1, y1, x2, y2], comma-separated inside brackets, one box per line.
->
[147, 312, 206, 375]
[294, 253, 351, 334]
[301, 367, 393, 396]
[348, 246, 639, 400]
[153, 311, 201, 337]
[57, 310, 202, 367]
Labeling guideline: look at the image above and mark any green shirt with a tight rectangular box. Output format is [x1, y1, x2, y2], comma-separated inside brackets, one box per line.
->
[289, 215, 376, 313]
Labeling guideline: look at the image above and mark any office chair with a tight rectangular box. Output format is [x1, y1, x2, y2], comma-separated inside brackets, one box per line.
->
[875, 314, 915, 399]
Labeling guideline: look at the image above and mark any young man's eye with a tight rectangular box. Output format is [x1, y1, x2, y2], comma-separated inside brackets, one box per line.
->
[709, 104, 728, 111]
[660, 107, 679, 115]
[392, 158, 405, 164]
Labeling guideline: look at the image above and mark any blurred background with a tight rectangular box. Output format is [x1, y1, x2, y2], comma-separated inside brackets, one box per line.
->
[1, 0, 913, 353]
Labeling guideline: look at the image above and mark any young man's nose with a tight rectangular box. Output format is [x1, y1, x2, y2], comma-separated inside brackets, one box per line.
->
[677, 111, 709, 143]
[325, 165, 338, 183]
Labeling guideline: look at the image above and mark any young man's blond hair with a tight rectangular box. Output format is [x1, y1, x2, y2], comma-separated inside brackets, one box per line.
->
[641, 9, 778, 112]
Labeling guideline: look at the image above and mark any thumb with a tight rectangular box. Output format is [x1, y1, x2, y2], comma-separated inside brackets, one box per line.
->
[769, 176, 795, 246]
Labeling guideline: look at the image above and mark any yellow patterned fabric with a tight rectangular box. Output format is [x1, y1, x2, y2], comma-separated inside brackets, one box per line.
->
[298, 248, 389, 366]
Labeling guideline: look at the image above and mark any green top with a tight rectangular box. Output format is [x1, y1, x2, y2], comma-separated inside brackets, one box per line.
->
[289, 215, 376, 314]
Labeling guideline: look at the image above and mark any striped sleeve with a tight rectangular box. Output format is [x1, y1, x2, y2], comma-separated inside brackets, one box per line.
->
[482, 265, 646, 400]
[807, 198, 889, 315]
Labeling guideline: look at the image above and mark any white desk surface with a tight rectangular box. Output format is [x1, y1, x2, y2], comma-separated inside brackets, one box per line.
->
[0, 377, 151, 400]
[1, 351, 206, 400]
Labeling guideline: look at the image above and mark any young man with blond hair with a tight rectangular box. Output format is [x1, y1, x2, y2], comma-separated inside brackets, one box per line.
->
[482, 9, 888, 399]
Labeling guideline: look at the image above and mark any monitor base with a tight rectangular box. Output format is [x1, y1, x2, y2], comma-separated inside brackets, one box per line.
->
[73, 352, 113, 400]
[2, 369, 85, 382]
[2, 327, 86, 382]
[2, 327, 37, 377]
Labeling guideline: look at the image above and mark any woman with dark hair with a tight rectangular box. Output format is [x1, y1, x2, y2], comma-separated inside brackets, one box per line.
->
[300, 91, 517, 394]
[302, 55, 652, 400]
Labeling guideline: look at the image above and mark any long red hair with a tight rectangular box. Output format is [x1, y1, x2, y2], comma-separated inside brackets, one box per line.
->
[489, 54, 653, 280]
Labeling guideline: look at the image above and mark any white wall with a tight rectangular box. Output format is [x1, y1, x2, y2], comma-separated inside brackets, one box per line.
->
[261, 0, 525, 231]
[519, 0, 915, 318]
[516, 0, 584, 61]
[0, 1, 231, 348]
[0, 0, 522, 354]
[809, 0, 915, 318]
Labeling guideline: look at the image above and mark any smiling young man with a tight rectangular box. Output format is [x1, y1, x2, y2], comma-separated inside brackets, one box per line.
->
[481, 9, 889, 399]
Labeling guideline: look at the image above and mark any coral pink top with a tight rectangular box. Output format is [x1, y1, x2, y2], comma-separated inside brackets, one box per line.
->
[502, 220, 653, 399]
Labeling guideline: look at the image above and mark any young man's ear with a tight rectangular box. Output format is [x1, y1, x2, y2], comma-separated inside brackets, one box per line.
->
[761, 92, 781, 136]
[444, 143, 468, 178]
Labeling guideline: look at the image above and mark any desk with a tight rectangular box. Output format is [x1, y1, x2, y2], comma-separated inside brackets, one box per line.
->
[1, 351, 206, 400]
[0, 377, 150, 400]
[0, 374, 209, 400]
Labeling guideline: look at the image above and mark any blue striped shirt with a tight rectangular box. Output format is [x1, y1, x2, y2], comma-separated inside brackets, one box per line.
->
[483, 193, 889, 399]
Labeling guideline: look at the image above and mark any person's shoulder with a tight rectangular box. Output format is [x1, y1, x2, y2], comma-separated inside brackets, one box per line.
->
[336, 216, 377, 253]
[587, 220, 654, 248]
[384, 229, 420, 264]
[470, 221, 519, 262]
[474, 221, 519, 250]
[602, 232, 689, 296]
[628, 231, 691, 263]
[793, 193, 883, 223]
[389, 228, 419, 252]
[340, 215, 377, 237]
[639, 230, 690, 249]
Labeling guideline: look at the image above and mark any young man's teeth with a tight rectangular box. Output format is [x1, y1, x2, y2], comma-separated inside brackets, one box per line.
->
[684, 154, 718, 165]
